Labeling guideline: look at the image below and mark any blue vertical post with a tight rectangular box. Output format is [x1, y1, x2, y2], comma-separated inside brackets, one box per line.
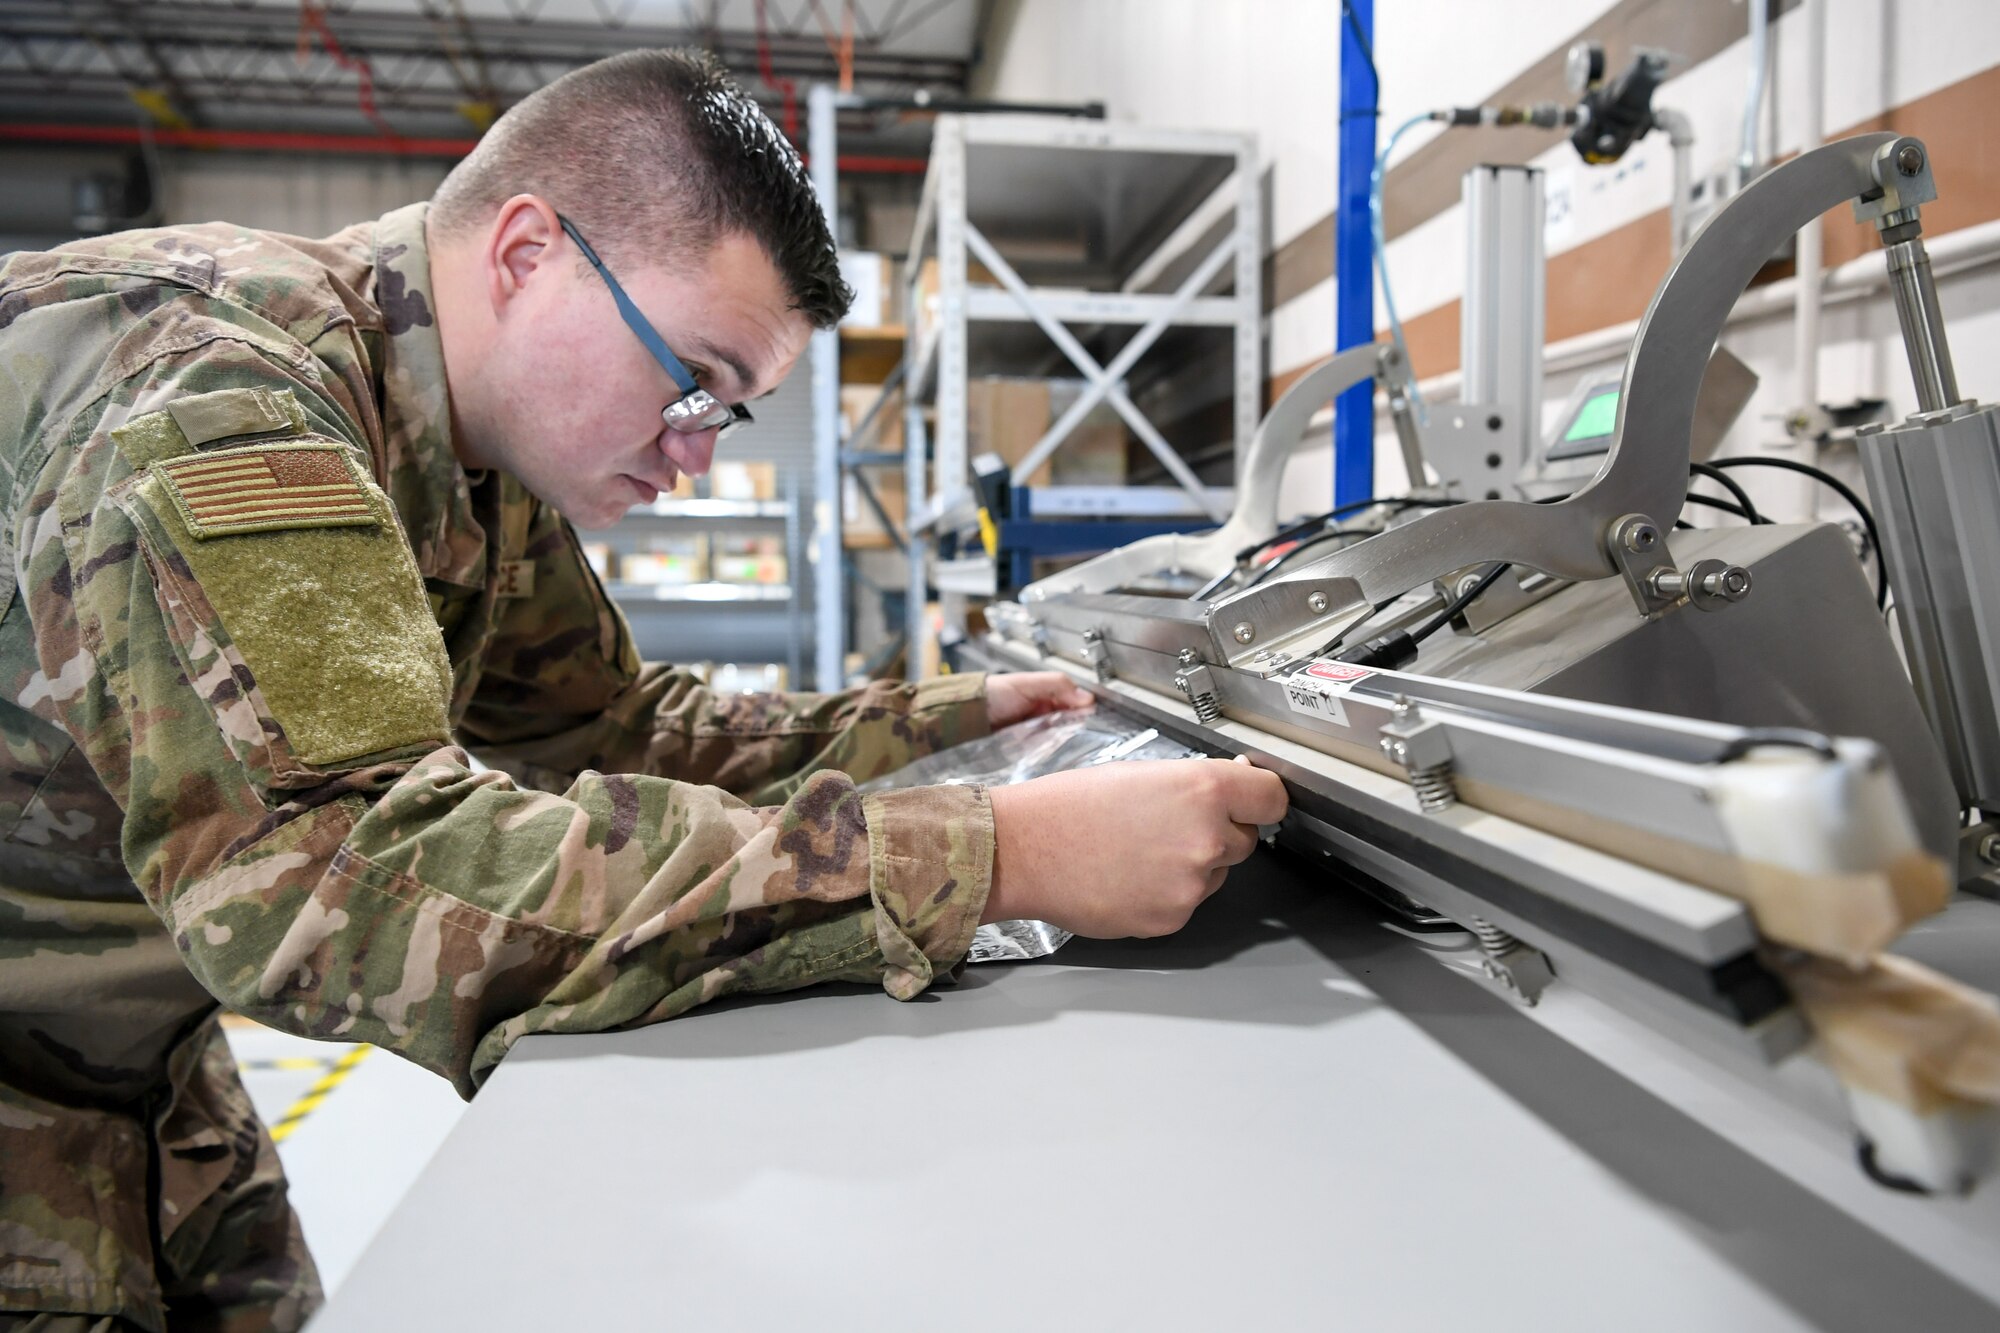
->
[1334, 0, 1378, 507]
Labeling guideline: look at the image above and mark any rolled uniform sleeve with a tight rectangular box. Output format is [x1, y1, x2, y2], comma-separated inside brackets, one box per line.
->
[31, 352, 994, 1098]
[456, 496, 993, 804]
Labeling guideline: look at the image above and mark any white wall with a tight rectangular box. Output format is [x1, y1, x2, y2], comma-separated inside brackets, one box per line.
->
[980, 0, 2000, 523]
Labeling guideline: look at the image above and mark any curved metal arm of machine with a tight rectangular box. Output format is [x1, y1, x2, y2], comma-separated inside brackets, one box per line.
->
[1019, 341, 1394, 601]
[1220, 132, 1927, 624]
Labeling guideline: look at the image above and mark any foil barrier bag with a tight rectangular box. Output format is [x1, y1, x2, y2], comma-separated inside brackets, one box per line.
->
[860, 708, 1203, 962]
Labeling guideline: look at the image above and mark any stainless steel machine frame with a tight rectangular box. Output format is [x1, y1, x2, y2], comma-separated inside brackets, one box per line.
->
[980, 131, 1998, 1192]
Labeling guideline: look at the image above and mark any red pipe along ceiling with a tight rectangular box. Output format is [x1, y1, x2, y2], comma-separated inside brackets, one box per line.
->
[0, 123, 927, 173]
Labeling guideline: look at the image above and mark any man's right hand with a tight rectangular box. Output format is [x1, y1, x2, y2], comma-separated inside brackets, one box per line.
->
[982, 757, 1289, 937]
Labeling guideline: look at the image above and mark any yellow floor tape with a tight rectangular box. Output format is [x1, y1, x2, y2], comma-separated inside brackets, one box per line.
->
[267, 1045, 373, 1144]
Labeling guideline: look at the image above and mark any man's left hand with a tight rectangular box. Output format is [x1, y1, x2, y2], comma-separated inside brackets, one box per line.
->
[985, 672, 1095, 729]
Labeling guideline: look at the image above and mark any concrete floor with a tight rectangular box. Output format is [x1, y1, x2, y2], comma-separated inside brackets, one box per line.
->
[222, 1019, 468, 1299]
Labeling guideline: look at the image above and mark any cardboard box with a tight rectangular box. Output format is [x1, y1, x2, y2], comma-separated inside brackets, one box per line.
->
[908, 255, 997, 346]
[712, 535, 788, 585]
[838, 251, 890, 328]
[965, 377, 1127, 488]
[842, 467, 907, 545]
[709, 461, 777, 501]
[620, 535, 708, 586]
[841, 383, 905, 452]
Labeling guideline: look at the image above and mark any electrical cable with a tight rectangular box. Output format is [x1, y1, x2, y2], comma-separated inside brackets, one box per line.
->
[1688, 460, 1767, 524]
[1410, 561, 1510, 646]
[1708, 455, 1888, 608]
[1190, 496, 1461, 601]
[1680, 492, 1756, 523]
[1243, 528, 1373, 587]
[1334, 561, 1512, 668]
[1239, 495, 1459, 566]
[1232, 497, 1465, 594]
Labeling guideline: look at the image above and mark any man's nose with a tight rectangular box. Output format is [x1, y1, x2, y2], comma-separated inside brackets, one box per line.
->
[662, 428, 717, 477]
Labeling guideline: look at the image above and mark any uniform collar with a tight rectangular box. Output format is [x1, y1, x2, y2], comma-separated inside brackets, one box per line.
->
[372, 201, 489, 587]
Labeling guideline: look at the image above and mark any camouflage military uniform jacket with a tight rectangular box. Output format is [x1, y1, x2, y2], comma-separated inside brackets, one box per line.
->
[0, 203, 994, 1330]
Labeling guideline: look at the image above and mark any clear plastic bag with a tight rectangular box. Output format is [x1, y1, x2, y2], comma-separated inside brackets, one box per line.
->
[861, 709, 1203, 962]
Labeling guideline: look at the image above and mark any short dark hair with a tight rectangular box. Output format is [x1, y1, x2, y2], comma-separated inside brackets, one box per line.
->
[430, 49, 851, 328]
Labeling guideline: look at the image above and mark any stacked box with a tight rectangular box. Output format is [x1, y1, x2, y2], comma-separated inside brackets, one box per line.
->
[712, 534, 788, 585]
[965, 377, 1127, 487]
[619, 535, 708, 586]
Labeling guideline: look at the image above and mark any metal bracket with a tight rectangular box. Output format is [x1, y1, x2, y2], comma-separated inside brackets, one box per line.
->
[1853, 136, 1938, 232]
[1607, 513, 1680, 617]
[1467, 917, 1556, 1006]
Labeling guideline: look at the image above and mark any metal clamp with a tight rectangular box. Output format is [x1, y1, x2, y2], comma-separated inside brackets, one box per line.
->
[1379, 697, 1457, 813]
[1080, 628, 1112, 683]
[1173, 648, 1222, 724]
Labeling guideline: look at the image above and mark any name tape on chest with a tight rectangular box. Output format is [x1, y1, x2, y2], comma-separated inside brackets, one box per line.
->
[1280, 659, 1375, 726]
[156, 443, 378, 539]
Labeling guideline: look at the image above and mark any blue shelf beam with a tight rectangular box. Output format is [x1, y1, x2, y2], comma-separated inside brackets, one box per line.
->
[1334, 0, 1378, 508]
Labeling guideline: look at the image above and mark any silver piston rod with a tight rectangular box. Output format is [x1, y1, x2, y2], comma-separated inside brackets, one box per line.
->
[1885, 234, 1962, 412]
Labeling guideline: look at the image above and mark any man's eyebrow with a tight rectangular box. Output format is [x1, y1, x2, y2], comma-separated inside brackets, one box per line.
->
[688, 338, 756, 398]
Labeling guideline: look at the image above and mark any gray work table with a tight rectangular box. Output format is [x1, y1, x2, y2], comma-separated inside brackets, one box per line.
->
[317, 851, 2000, 1332]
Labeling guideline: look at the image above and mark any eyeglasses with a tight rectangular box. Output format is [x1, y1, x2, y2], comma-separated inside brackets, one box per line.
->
[557, 214, 754, 442]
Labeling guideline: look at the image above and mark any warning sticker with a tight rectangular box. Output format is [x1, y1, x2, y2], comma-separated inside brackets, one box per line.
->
[1280, 660, 1374, 724]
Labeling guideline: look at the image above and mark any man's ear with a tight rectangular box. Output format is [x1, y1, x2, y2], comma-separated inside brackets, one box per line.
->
[484, 195, 563, 314]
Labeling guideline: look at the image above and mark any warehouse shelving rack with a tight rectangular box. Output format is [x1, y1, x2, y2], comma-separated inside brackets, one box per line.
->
[807, 92, 1257, 687]
[579, 472, 807, 684]
[899, 111, 1261, 671]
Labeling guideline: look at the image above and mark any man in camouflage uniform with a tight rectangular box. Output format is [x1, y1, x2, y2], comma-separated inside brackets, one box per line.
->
[0, 49, 1286, 1331]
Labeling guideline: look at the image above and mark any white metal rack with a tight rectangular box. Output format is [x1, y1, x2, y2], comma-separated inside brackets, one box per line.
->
[806, 93, 1259, 688]
[579, 482, 806, 679]
[901, 113, 1261, 659]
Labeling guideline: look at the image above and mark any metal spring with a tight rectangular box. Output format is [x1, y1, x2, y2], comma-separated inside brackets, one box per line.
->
[1467, 916, 1518, 956]
[1191, 691, 1221, 724]
[1409, 763, 1457, 812]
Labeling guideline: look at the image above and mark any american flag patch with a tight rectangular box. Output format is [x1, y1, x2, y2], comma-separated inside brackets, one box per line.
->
[155, 443, 378, 540]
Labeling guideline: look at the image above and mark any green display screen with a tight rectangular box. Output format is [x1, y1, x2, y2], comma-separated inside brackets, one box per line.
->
[1564, 388, 1620, 442]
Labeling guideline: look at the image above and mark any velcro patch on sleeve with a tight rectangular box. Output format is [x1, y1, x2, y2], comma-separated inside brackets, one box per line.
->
[166, 386, 294, 446]
[155, 443, 378, 539]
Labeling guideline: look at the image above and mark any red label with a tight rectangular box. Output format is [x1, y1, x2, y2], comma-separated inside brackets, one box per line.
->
[1302, 661, 1374, 684]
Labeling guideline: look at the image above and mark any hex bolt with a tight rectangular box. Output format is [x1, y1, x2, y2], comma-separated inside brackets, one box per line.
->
[1456, 574, 1482, 599]
[1980, 832, 2000, 866]
[1621, 520, 1660, 553]
[1306, 591, 1329, 614]
[1897, 143, 1925, 176]
[1232, 622, 1256, 644]
[1177, 647, 1199, 666]
[1704, 564, 1752, 601]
